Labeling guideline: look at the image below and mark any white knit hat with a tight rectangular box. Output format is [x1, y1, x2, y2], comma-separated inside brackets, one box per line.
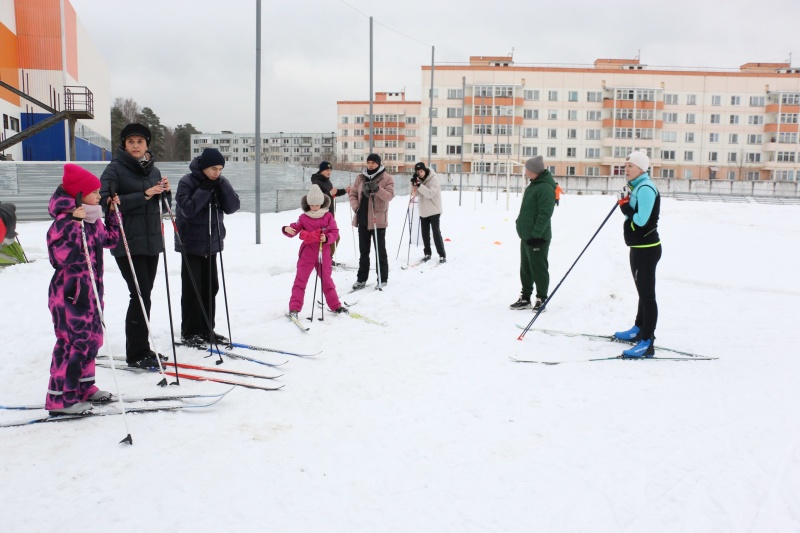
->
[306, 184, 325, 206]
[626, 151, 650, 173]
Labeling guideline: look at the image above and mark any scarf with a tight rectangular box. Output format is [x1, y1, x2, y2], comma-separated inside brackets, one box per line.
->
[304, 207, 329, 220]
[83, 204, 103, 224]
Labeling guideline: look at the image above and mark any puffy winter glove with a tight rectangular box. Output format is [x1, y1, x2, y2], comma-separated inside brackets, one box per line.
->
[410, 176, 421, 186]
[300, 228, 322, 243]
[619, 202, 635, 217]
[199, 177, 217, 191]
[0, 202, 17, 243]
[526, 237, 546, 250]
[365, 180, 379, 193]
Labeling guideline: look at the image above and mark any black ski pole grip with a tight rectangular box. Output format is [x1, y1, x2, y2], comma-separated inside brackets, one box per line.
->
[72, 192, 83, 221]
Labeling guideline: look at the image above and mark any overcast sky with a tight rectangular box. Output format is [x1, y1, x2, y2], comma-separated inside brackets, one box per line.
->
[71, 0, 800, 135]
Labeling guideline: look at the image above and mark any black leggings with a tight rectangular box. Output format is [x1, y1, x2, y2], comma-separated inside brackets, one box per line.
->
[115, 254, 159, 361]
[420, 214, 446, 258]
[629, 245, 662, 341]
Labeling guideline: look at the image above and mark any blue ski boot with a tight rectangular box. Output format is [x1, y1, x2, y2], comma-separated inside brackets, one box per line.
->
[614, 325, 641, 342]
[622, 338, 655, 358]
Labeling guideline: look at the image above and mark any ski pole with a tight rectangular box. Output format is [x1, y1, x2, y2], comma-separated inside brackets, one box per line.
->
[207, 198, 214, 351]
[318, 240, 325, 321]
[213, 195, 233, 345]
[107, 182, 170, 386]
[76, 192, 133, 445]
[157, 195, 180, 385]
[308, 240, 321, 322]
[395, 193, 414, 260]
[162, 197, 223, 364]
[370, 192, 383, 290]
[518, 201, 619, 341]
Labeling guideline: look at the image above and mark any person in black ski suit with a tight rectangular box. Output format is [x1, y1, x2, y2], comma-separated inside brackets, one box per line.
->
[310, 161, 347, 264]
[174, 148, 240, 347]
[100, 123, 171, 370]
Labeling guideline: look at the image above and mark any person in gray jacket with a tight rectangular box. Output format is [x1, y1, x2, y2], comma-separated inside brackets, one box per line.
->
[100, 123, 171, 369]
[411, 162, 446, 263]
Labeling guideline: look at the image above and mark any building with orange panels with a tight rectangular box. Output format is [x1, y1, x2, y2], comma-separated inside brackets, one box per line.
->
[0, 0, 110, 161]
[412, 55, 800, 180]
[337, 91, 421, 173]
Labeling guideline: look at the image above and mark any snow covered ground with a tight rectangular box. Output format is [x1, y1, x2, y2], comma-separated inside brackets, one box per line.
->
[1, 190, 798, 532]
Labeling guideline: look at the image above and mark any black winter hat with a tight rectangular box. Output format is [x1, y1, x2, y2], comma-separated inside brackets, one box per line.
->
[199, 148, 226, 170]
[0, 202, 17, 243]
[120, 123, 151, 146]
[318, 161, 332, 172]
[366, 153, 381, 166]
[414, 162, 426, 172]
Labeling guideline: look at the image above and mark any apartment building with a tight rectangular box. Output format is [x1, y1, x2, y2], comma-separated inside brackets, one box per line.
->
[337, 91, 421, 173]
[415, 55, 800, 180]
[190, 132, 336, 166]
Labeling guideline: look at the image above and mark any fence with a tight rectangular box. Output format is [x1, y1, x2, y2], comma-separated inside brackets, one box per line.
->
[2, 162, 798, 220]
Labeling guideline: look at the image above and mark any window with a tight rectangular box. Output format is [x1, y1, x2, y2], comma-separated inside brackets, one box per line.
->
[586, 167, 600, 176]
[568, 91, 578, 102]
[727, 171, 737, 180]
[341, 116, 349, 124]
[779, 132, 798, 143]
[446, 108, 462, 118]
[710, 114, 720, 124]
[430, 146, 438, 154]
[661, 169, 675, 178]
[748, 115, 764, 125]
[567, 129, 577, 139]
[547, 128, 558, 139]
[684, 151, 694, 161]
[493, 144, 511, 155]
[494, 86, 513, 97]
[661, 150, 676, 160]
[430, 126, 438, 136]
[474, 105, 492, 116]
[548, 110, 558, 120]
[687, 94, 697, 105]
[708, 152, 718, 162]
[547, 147, 557, 157]
[354, 142, 364, 149]
[428, 88, 439, 98]
[665, 94, 679, 105]
[615, 128, 633, 139]
[746, 171, 760, 180]
[522, 146, 538, 157]
[566, 147, 577, 157]
[473, 144, 489, 154]
[730, 115, 739, 124]
[474, 125, 492, 135]
[495, 106, 514, 117]
[728, 152, 737, 163]
[447, 88, 463, 99]
[709, 133, 719, 143]
[749, 96, 765, 106]
[586, 148, 600, 158]
[587, 110, 602, 121]
[474, 86, 492, 97]
[405, 117, 416, 124]
[614, 147, 633, 158]
[446, 145, 462, 155]
[446, 163, 462, 173]
[662, 131, 677, 142]
[711, 95, 721, 106]
[566, 166, 576, 176]
[524, 89, 540, 101]
[429, 108, 438, 118]
[587, 91, 602, 102]
[777, 151, 796, 162]
[567, 110, 578, 121]
[446, 126, 462, 136]
[729, 133, 739, 144]
[548, 90, 558, 101]
[635, 128, 654, 139]
[586, 129, 601, 140]
[747, 134, 762, 144]
[780, 113, 799, 124]
[522, 127, 538, 138]
[686, 114, 696, 124]
[746, 153, 761, 163]
[684, 169, 693, 179]
[473, 161, 491, 173]
[781, 93, 800, 105]
[406, 142, 416, 149]
[663, 112, 678, 123]
[731, 96, 741, 105]
[523, 109, 539, 120]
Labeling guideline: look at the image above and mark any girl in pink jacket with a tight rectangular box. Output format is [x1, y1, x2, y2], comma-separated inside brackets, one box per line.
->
[282, 185, 346, 317]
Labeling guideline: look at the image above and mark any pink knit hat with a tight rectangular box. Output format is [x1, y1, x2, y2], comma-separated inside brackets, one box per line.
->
[62, 164, 101, 199]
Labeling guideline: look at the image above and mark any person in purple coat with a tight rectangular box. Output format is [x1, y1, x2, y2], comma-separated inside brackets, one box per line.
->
[282, 184, 346, 317]
[45, 164, 120, 415]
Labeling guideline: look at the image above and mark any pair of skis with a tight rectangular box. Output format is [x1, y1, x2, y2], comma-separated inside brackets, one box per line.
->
[0, 389, 231, 428]
[511, 327, 717, 364]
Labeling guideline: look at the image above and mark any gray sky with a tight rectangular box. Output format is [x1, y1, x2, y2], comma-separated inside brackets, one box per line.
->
[71, 0, 799, 135]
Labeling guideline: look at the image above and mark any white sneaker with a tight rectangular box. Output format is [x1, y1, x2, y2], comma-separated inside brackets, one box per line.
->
[89, 390, 113, 403]
[49, 402, 93, 416]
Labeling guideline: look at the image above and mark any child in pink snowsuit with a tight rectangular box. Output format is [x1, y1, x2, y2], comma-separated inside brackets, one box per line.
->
[45, 164, 121, 415]
[282, 184, 346, 315]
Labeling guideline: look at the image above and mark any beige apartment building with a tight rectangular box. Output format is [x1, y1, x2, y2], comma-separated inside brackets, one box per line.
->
[402, 55, 800, 180]
[337, 91, 421, 173]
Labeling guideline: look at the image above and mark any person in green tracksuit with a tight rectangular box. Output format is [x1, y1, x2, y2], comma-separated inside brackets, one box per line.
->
[510, 155, 556, 312]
